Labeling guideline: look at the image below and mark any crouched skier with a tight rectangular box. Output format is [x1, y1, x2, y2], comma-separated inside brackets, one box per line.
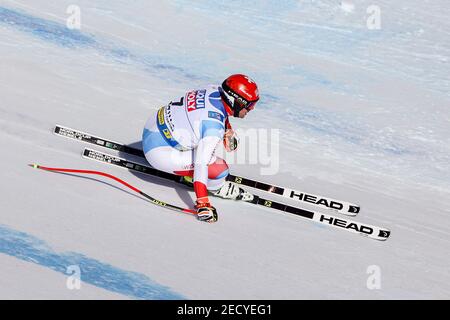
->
[142, 74, 259, 223]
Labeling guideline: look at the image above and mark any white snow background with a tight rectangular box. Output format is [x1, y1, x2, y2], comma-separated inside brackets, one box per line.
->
[0, 0, 449, 299]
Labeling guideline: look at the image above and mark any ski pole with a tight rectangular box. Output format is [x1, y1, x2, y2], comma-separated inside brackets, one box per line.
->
[29, 164, 197, 215]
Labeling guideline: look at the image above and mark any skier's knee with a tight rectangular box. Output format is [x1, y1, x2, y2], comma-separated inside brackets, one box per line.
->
[208, 158, 229, 180]
[206, 158, 229, 191]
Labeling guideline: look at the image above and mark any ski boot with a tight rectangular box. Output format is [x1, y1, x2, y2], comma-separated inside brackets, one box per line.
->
[212, 181, 254, 202]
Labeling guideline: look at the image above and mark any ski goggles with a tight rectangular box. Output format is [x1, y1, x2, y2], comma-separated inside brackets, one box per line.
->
[220, 86, 259, 112]
[235, 98, 258, 114]
[244, 100, 257, 111]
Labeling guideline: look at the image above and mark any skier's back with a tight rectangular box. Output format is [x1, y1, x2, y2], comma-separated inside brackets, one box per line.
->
[142, 74, 259, 223]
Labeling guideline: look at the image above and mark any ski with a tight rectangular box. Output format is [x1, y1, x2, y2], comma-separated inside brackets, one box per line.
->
[54, 124, 360, 216]
[82, 148, 390, 241]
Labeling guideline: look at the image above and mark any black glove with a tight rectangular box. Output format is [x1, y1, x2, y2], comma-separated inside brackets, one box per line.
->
[196, 202, 218, 223]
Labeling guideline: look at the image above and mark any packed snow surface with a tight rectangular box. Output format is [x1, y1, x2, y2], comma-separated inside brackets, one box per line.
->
[0, 0, 449, 299]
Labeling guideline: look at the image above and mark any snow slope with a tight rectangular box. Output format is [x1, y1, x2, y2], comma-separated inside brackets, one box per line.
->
[0, 0, 449, 299]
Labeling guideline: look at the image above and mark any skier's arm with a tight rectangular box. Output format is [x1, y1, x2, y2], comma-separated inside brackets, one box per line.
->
[193, 120, 224, 204]
[225, 117, 232, 131]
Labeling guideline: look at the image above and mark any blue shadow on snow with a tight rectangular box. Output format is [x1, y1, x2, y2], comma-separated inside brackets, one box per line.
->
[0, 224, 184, 300]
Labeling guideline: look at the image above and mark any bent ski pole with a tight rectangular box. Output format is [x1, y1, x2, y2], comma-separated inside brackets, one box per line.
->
[29, 164, 197, 215]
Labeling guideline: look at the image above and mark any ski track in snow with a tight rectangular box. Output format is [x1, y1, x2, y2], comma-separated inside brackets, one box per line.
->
[0, 0, 449, 299]
[0, 6, 206, 82]
[1, 3, 449, 191]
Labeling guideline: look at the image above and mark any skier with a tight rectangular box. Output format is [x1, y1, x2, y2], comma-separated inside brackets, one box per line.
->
[142, 74, 259, 223]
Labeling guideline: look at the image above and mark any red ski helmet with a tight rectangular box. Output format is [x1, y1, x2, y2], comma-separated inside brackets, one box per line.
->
[220, 74, 259, 117]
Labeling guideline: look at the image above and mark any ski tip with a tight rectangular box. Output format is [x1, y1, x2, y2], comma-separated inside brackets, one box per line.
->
[28, 163, 40, 169]
[348, 205, 361, 215]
